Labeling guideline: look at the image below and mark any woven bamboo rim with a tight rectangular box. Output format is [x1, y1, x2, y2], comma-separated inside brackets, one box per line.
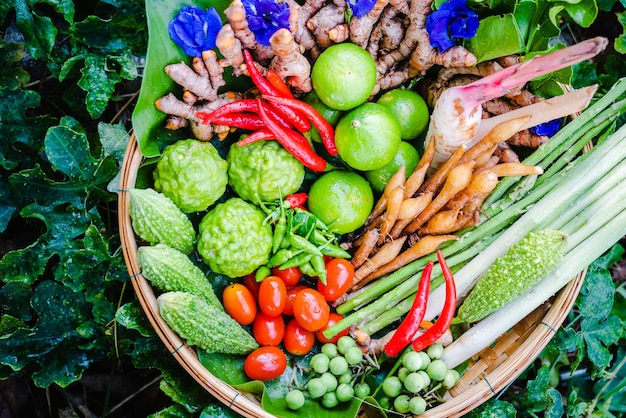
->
[118, 132, 585, 417]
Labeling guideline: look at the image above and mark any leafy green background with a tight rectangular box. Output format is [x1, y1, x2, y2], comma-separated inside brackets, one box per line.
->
[1, 0, 625, 416]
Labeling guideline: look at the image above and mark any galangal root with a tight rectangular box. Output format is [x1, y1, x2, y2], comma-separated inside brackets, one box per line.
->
[156, 0, 478, 140]
[340, 116, 544, 293]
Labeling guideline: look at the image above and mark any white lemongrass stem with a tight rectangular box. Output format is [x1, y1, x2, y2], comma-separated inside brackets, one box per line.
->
[424, 123, 626, 321]
[442, 206, 626, 369]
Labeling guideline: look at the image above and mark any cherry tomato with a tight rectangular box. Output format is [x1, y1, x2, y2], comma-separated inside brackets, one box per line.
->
[293, 288, 330, 331]
[283, 285, 308, 316]
[258, 276, 287, 317]
[271, 266, 302, 287]
[222, 283, 257, 325]
[284, 318, 315, 356]
[253, 312, 285, 346]
[244, 346, 287, 381]
[316, 312, 350, 344]
[242, 273, 260, 300]
[318, 258, 354, 302]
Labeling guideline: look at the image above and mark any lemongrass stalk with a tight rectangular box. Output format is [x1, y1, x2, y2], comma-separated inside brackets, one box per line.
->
[442, 206, 626, 369]
[423, 123, 626, 320]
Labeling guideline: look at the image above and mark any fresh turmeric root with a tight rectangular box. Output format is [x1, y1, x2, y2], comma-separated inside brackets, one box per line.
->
[269, 28, 312, 93]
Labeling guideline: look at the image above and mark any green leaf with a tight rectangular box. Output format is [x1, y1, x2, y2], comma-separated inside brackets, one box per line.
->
[116, 301, 156, 338]
[0, 89, 56, 170]
[466, 14, 524, 63]
[466, 399, 517, 417]
[98, 121, 130, 166]
[0, 178, 16, 232]
[557, 0, 599, 28]
[615, 12, 626, 54]
[0, 42, 30, 91]
[0, 282, 33, 322]
[0, 281, 100, 387]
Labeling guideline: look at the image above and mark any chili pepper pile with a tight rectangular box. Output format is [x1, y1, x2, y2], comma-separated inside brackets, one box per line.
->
[257, 193, 351, 284]
[196, 49, 336, 172]
[384, 250, 457, 357]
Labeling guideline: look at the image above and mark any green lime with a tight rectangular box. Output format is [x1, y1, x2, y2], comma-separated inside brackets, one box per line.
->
[308, 171, 374, 234]
[335, 102, 402, 171]
[364, 141, 420, 192]
[303, 90, 344, 143]
[311, 43, 377, 111]
[377, 88, 430, 140]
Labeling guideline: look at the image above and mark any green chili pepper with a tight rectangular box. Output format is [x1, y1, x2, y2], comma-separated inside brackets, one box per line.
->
[310, 254, 327, 285]
[280, 252, 312, 270]
[273, 212, 288, 253]
[255, 265, 271, 282]
[298, 260, 317, 278]
[268, 248, 302, 268]
[290, 234, 323, 256]
[319, 243, 351, 259]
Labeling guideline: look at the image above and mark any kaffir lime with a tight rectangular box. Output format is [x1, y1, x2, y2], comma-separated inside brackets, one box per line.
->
[334, 102, 402, 171]
[364, 141, 420, 192]
[311, 43, 377, 111]
[377, 88, 430, 140]
[153, 139, 227, 213]
[307, 171, 373, 234]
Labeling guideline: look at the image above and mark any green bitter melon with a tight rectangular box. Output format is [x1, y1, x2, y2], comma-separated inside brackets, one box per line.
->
[458, 229, 568, 323]
[157, 291, 259, 355]
[138, 244, 220, 308]
[129, 188, 195, 254]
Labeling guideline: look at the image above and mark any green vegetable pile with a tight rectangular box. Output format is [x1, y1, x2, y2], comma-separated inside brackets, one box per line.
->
[1, 0, 626, 417]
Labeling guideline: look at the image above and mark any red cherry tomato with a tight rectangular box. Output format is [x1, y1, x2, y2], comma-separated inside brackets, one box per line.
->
[222, 283, 257, 325]
[318, 258, 354, 302]
[316, 312, 350, 344]
[271, 266, 302, 287]
[253, 312, 285, 346]
[244, 346, 287, 381]
[283, 285, 308, 316]
[242, 273, 260, 300]
[284, 318, 315, 356]
[293, 288, 330, 331]
[258, 276, 287, 317]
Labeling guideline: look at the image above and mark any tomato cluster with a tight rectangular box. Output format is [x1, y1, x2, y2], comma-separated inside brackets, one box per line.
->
[223, 258, 354, 381]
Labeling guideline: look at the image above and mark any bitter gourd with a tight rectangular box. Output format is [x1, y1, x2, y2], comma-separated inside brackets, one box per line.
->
[138, 243, 221, 308]
[458, 229, 568, 323]
[129, 188, 195, 254]
[157, 291, 259, 355]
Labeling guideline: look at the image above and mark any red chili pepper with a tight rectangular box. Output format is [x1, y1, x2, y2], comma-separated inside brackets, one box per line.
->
[237, 129, 275, 146]
[257, 99, 326, 172]
[243, 50, 310, 133]
[384, 261, 434, 357]
[207, 113, 266, 130]
[411, 250, 457, 353]
[197, 99, 293, 131]
[262, 95, 338, 156]
[285, 192, 308, 209]
[265, 70, 294, 98]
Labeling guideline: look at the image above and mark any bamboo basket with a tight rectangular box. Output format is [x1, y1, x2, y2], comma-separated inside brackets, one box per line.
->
[118, 132, 586, 417]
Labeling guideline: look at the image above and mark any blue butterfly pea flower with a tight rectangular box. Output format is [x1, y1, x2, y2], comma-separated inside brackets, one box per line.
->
[347, 0, 377, 18]
[169, 6, 222, 57]
[530, 118, 562, 137]
[242, 0, 291, 46]
[425, 0, 479, 53]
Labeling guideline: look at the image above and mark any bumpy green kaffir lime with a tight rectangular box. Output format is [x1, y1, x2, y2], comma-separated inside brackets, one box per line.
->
[197, 198, 273, 278]
[153, 139, 227, 213]
[228, 140, 305, 204]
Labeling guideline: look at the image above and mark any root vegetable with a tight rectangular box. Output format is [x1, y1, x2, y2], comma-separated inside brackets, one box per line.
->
[349, 0, 390, 48]
[353, 236, 407, 289]
[405, 138, 435, 198]
[405, 161, 476, 234]
[225, 0, 274, 61]
[379, 184, 405, 243]
[216, 24, 245, 75]
[306, 3, 347, 48]
[351, 229, 380, 269]
[360, 235, 458, 285]
[269, 28, 312, 93]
